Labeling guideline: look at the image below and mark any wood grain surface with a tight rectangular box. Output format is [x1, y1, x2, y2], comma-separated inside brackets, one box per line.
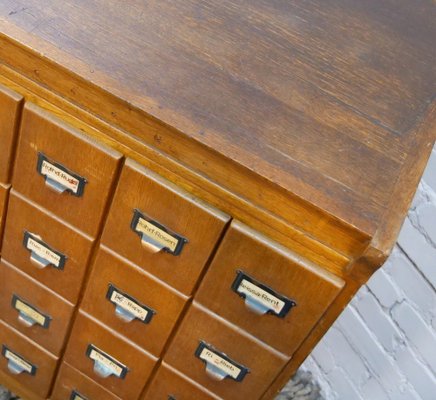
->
[0, 0, 434, 257]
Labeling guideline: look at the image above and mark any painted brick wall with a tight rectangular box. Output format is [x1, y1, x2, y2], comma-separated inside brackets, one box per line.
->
[303, 147, 436, 400]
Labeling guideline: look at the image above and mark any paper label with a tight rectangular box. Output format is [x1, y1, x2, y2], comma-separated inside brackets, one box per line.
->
[131, 209, 187, 256]
[12, 296, 50, 328]
[2, 346, 36, 375]
[231, 271, 296, 318]
[40, 159, 80, 193]
[237, 279, 285, 314]
[37, 153, 86, 197]
[135, 217, 179, 252]
[199, 347, 241, 379]
[107, 285, 154, 323]
[87, 345, 127, 378]
[26, 236, 61, 267]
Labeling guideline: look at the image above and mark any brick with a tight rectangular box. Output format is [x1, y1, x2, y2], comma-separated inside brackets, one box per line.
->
[325, 368, 363, 400]
[395, 346, 436, 400]
[323, 327, 370, 387]
[353, 289, 403, 352]
[311, 343, 335, 374]
[360, 377, 389, 400]
[386, 249, 436, 323]
[422, 150, 436, 192]
[302, 356, 335, 400]
[417, 202, 436, 245]
[391, 231, 436, 295]
[336, 307, 406, 397]
[391, 302, 436, 373]
[367, 266, 402, 309]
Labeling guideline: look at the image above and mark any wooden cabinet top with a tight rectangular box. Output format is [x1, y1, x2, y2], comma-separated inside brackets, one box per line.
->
[0, 0, 434, 257]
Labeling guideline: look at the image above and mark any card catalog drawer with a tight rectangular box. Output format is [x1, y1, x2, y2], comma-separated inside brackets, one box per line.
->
[164, 302, 288, 400]
[13, 103, 123, 236]
[144, 362, 222, 400]
[51, 362, 122, 400]
[2, 191, 94, 303]
[0, 183, 9, 251]
[0, 84, 22, 183]
[101, 159, 229, 294]
[64, 311, 158, 400]
[81, 246, 188, 356]
[0, 260, 74, 356]
[0, 320, 58, 398]
[196, 221, 344, 356]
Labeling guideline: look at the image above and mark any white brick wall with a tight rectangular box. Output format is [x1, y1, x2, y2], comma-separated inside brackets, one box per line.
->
[303, 148, 436, 399]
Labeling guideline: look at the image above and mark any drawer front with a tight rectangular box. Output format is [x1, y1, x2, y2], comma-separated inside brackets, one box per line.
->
[144, 362, 222, 400]
[0, 320, 58, 398]
[2, 191, 94, 303]
[0, 84, 22, 183]
[0, 260, 74, 356]
[81, 246, 188, 356]
[102, 159, 229, 294]
[0, 183, 9, 252]
[195, 222, 344, 355]
[64, 311, 158, 400]
[13, 103, 123, 237]
[164, 303, 288, 400]
[51, 362, 122, 400]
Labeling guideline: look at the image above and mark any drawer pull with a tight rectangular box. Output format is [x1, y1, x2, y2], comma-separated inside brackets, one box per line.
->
[37, 152, 87, 197]
[12, 294, 51, 329]
[86, 344, 128, 379]
[2, 345, 37, 376]
[70, 390, 89, 400]
[107, 284, 155, 324]
[23, 231, 67, 270]
[131, 209, 188, 256]
[195, 341, 249, 382]
[231, 271, 296, 318]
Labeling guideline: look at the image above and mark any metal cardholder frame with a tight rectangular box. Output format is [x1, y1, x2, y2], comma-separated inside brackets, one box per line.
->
[1, 345, 37, 376]
[11, 294, 52, 329]
[23, 231, 67, 270]
[130, 209, 188, 256]
[86, 344, 128, 379]
[36, 152, 87, 197]
[231, 270, 296, 318]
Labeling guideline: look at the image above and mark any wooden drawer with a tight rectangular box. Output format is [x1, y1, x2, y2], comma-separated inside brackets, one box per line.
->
[0, 319, 58, 398]
[0, 183, 9, 252]
[144, 362, 222, 400]
[64, 311, 158, 400]
[51, 362, 122, 400]
[2, 191, 95, 303]
[12, 103, 123, 237]
[81, 246, 188, 356]
[164, 302, 288, 400]
[101, 159, 229, 294]
[0, 260, 74, 356]
[196, 221, 344, 356]
[0, 84, 22, 183]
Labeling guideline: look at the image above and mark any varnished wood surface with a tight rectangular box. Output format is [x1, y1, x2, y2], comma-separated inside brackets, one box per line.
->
[0, 259, 74, 356]
[0, 83, 22, 183]
[0, 0, 434, 249]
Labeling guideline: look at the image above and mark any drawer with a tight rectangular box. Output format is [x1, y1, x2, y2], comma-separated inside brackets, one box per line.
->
[13, 103, 123, 237]
[101, 159, 229, 294]
[2, 191, 95, 303]
[64, 311, 158, 400]
[195, 221, 344, 356]
[0, 84, 23, 183]
[51, 362, 122, 400]
[0, 260, 74, 356]
[0, 183, 9, 251]
[144, 362, 222, 400]
[0, 319, 58, 398]
[81, 246, 188, 356]
[164, 302, 288, 400]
